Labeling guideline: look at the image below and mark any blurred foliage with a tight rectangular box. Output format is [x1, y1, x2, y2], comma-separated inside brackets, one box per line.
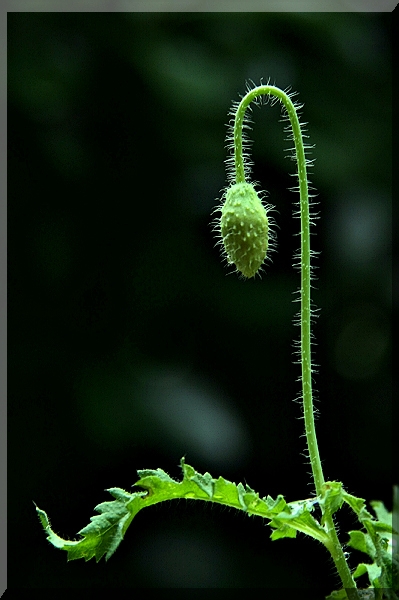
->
[8, 12, 392, 589]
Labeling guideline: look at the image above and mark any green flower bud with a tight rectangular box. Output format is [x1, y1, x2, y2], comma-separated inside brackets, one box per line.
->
[220, 182, 269, 278]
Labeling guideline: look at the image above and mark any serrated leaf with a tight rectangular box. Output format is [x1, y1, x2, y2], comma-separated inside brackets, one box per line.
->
[270, 503, 328, 544]
[270, 524, 297, 540]
[136, 468, 175, 483]
[35, 488, 146, 562]
[267, 494, 290, 514]
[36, 457, 330, 562]
[190, 470, 214, 498]
[346, 495, 399, 595]
[341, 490, 367, 516]
[320, 481, 344, 522]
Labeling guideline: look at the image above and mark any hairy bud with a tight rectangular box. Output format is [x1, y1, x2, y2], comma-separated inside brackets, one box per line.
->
[220, 182, 269, 278]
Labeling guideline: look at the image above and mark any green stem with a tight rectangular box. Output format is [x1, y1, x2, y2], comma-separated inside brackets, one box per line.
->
[324, 514, 361, 600]
[233, 85, 358, 598]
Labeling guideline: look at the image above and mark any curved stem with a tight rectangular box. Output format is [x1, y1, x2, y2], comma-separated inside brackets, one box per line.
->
[232, 85, 358, 598]
[234, 85, 324, 494]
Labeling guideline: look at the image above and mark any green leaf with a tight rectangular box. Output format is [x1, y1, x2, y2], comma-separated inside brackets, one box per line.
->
[35, 458, 330, 561]
[35, 489, 146, 562]
[190, 470, 214, 498]
[370, 501, 391, 526]
[353, 562, 381, 586]
[344, 493, 398, 596]
[341, 489, 368, 517]
[270, 524, 297, 540]
[136, 468, 175, 483]
[347, 530, 376, 559]
[269, 498, 327, 542]
[320, 481, 345, 520]
[369, 520, 395, 535]
[352, 563, 368, 579]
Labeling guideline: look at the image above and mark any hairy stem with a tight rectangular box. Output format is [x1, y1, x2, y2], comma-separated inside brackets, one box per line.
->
[233, 85, 358, 597]
[233, 85, 323, 492]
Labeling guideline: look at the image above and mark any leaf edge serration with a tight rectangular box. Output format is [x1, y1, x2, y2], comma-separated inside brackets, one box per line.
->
[35, 457, 332, 562]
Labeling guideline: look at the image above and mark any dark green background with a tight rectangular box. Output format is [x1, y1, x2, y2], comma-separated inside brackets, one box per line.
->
[8, 12, 392, 590]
